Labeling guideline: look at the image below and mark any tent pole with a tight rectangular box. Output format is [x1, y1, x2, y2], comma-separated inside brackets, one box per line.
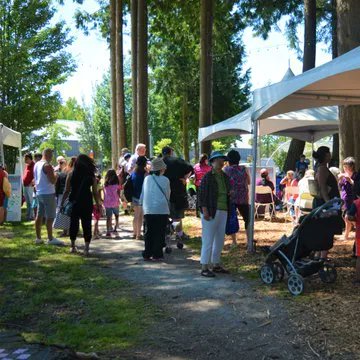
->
[0, 124, 4, 166]
[248, 118, 258, 253]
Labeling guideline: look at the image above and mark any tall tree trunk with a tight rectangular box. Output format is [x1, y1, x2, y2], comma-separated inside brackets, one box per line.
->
[131, 0, 138, 151]
[182, 91, 189, 161]
[283, 0, 316, 172]
[110, 0, 118, 168]
[199, 0, 213, 156]
[137, 0, 148, 152]
[331, 0, 340, 166]
[116, 0, 127, 154]
[337, 0, 360, 165]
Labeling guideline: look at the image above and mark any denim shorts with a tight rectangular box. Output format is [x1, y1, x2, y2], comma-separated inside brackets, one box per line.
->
[105, 207, 119, 217]
[37, 194, 56, 219]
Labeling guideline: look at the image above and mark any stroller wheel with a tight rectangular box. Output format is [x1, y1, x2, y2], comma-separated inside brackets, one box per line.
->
[165, 246, 172, 254]
[273, 262, 285, 282]
[176, 242, 184, 250]
[260, 264, 275, 284]
[287, 274, 304, 296]
[319, 263, 337, 284]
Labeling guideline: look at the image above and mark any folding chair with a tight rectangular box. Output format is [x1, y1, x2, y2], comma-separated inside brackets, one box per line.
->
[255, 186, 276, 220]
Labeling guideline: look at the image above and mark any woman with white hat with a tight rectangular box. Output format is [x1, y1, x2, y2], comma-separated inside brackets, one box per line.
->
[198, 151, 231, 277]
[140, 157, 170, 261]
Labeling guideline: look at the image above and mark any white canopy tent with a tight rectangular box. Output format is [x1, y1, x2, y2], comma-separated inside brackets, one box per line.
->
[0, 123, 22, 167]
[0, 124, 23, 222]
[199, 106, 339, 143]
[199, 46, 360, 252]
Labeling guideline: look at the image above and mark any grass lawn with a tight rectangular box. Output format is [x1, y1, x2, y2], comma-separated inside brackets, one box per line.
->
[0, 220, 155, 354]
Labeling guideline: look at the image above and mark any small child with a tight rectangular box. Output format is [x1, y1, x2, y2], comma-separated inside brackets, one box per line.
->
[346, 198, 360, 284]
[104, 169, 120, 237]
[93, 174, 103, 239]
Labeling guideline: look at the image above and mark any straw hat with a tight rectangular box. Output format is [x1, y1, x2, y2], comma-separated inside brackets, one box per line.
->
[151, 157, 167, 172]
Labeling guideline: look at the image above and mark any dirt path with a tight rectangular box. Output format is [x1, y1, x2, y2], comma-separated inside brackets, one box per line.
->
[90, 224, 321, 360]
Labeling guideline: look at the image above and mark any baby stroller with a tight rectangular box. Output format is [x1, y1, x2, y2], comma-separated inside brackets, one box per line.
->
[164, 219, 184, 254]
[260, 198, 344, 295]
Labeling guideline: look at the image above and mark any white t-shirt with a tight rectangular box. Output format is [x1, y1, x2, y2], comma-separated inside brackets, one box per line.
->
[34, 160, 55, 195]
[140, 175, 170, 215]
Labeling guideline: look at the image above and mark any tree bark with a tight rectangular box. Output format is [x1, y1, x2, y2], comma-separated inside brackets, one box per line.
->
[116, 0, 127, 154]
[337, 0, 360, 165]
[182, 91, 189, 161]
[110, 0, 118, 168]
[283, 0, 316, 172]
[136, 0, 149, 152]
[331, 0, 340, 166]
[131, 0, 138, 151]
[199, 0, 213, 156]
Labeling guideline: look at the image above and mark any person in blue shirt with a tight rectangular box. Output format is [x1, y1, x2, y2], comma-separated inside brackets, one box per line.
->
[295, 154, 309, 173]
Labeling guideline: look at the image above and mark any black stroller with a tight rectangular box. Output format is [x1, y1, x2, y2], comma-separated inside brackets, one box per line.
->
[164, 219, 184, 254]
[260, 198, 344, 295]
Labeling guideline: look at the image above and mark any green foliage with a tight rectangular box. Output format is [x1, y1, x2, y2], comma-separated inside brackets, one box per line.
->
[57, 97, 87, 121]
[239, 0, 334, 58]
[0, 0, 76, 146]
[37, 123, 71, 161]
[212, 141, 226, 152]
[273, 150, 288, 170]
[148, 0, 250, 158]
[153, 138, 172, 157]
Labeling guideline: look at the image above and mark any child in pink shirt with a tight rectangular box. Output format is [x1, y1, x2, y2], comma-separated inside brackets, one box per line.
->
[104, 169, 120, 237]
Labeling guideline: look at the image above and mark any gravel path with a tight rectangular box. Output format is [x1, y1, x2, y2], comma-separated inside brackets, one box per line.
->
[90, 224, 318, 360]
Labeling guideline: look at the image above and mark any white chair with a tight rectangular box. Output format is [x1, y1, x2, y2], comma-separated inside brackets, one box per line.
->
[255, 186, 276, 220]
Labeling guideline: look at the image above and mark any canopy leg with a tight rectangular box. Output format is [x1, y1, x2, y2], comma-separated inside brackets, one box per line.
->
[248, 119, 258, 253]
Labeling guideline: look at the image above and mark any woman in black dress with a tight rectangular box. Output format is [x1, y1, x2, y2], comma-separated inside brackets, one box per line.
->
[62, 154, 100, 256]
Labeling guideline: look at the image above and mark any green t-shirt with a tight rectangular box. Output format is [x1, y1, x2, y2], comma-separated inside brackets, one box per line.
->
[214, 171, 228, 211]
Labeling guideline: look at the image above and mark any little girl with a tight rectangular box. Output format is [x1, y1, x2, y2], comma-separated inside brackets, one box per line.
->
[104, 169, 120, 237]
[93, 173, 103, 239]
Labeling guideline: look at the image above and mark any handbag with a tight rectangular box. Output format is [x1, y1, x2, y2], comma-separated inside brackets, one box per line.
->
[54, 198, 71, 229]
[225, 203, 239, 235]
[61, 177, 87, 217]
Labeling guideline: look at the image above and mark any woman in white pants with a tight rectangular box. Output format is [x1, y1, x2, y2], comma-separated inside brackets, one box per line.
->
[198, 151, 231, 277]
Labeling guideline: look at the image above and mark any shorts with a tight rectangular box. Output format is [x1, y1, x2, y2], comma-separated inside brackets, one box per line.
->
[356, 238, 360, 257]
[3, 197, 8, 209]
[93, 204, 102, 221]
[170, 202, 185, 220]
[132, 197, 141, 206]
[37, 194, 56, 219]
[106, 207, 119, 217]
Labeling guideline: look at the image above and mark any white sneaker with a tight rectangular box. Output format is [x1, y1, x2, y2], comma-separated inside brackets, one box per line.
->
[47, 238, 65, 246]
[35, 238, 44, 245]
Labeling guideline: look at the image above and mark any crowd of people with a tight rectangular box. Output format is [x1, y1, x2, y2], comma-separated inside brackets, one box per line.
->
[1, 145, 360, 281]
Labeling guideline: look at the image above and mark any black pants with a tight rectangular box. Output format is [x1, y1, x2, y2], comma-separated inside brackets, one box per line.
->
[70, 205, 92, 243]
[143, 214, 168, 258]
[236, 204, 250, 229]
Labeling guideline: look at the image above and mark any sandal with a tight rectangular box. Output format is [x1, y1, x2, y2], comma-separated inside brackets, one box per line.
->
[70, 246, 78, 254]
[212, 266, 230, 274]
[201, 269, 215, 278]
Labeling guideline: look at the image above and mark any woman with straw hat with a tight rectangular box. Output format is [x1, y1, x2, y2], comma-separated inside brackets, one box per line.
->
[140, 157, 170, 261]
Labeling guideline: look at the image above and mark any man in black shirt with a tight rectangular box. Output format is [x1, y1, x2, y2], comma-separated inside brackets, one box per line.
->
[162, 146, 193, 243]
